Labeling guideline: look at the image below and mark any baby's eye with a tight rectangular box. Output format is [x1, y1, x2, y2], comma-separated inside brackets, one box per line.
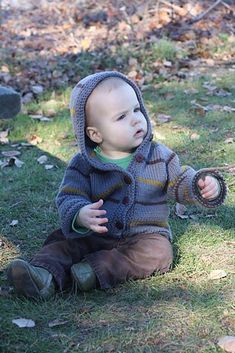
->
[117, 114, 126, 121]
[134, 107, 140, 113]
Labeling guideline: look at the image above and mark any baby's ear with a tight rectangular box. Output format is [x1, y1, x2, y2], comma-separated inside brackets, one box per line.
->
[86, 126, 102, 144]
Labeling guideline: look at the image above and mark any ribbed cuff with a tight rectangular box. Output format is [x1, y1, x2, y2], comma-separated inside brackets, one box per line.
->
[192, 170, 227, 208]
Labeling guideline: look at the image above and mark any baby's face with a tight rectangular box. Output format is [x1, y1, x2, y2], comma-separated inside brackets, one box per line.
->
[86, 81, 147, 158]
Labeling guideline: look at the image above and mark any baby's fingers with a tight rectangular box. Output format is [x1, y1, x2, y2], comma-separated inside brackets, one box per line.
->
[90, 224, 108, 234]
[89, 209, 107, 217]
[90, 199, 104, 209]
[201, 185, 218, 199]
[91, 217, 108, 233]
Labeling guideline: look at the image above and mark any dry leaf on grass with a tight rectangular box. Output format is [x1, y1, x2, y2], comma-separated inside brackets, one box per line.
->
[224, 138, 233, 144]
[1, 157, 24, 168]
[191, 101, 235, 114]
[190, 133, 200, 140]
[37, 155, 48, 164]
[218, 336, 235, 353]
[31, 85, 44, 95]
[209, 270, 227, 280]
[12, 318, 35, 328]
[175, 203, 188, 219]
[45, 164, 54, 170]
[10, 220, 18, 226]
[29, 135, 42, 145]
[1, 150, 21, 157]
[163, 60, 172, 67]
[48, 319, 69, 328]
[0, 130, 9, 144]
[11, 142, 33, 148]
[184, 88, 199, 95]
[30, 115, 51, 122]
[157, 114, 172, 124]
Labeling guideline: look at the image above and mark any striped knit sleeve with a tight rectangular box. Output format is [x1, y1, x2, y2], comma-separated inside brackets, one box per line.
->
[166, 151, 197, 204]
[56, 155, 92, 237]
[165, 149, 226, 207]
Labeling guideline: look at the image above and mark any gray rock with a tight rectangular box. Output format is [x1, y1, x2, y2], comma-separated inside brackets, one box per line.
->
[0, 86, 21, 119]
[32, 85, 44, 95]
[1, 0, 48, 10]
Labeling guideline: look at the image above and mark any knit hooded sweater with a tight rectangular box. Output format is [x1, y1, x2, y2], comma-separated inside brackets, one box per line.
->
[56, 71, 226, 240]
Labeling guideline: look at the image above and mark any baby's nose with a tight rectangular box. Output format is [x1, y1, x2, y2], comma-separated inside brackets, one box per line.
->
[131, 114, 140, 125]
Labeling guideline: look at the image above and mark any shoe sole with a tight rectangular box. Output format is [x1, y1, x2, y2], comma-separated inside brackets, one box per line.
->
[7, 259, 41, 299]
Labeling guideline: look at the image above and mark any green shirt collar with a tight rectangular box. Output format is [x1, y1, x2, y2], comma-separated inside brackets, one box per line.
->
[94, 147, 133, 170]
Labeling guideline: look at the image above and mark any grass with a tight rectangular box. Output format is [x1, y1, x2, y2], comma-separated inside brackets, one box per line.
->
[0, 64, 235, 352]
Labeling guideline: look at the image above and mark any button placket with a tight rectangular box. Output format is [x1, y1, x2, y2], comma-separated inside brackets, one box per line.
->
[135, 153, 144, 163]
[115, 221, 124, 230]
[124, 175, 132, 185]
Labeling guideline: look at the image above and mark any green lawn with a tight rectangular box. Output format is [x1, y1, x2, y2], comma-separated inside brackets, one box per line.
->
[0, 69, 234, 353]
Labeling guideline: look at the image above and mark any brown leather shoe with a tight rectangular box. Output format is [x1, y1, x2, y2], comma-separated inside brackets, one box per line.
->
[7, 259, 55, 299]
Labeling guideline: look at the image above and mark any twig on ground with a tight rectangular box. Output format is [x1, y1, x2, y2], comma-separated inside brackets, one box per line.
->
[190, 0, 223, 23]
[159, 0, 187, 16]
[199, 164, 235, 173]
[221, 1, 234, 11]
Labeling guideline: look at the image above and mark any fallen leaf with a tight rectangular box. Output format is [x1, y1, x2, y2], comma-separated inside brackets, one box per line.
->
[189, 214, 198, 220]
[223, 106, 235, 113]
[214, 89, 231, 97]
[22, 92, 33, 104]
[163, 92, 175, 100]
[37, 155, 48, 164]
[184, 88, 199, 95]
[157, 114, 172, 124]
[163, 60, 172, 67]
[31, 85, 44, 95]
[128, 57, 138, 68]
[1, 65, 9, 73]
[217, 336, 235, 353]
[80, 37, 92, 50]
[1, 150, 21, 157]
[128, 70, 138, 79]
[20, 142, 34, 147]
[153, 131, 166, 140]
[48, 319, 69, 328]
[1, 157, 24, 168]
[0, 130, 9, 144]
[12, 318, 35, 328]
[45, 164, 54, 170]
[175, 203, 188, 219]
[203, 81, 217, 92]
[12, 157, 24, 168]
[224, 138, 233, 144]
[29, 135, 42, 145]
[190, 133, 200, 141]
[205, 214, 216, 218]
[206, 104, 235, 113]
[209, 270, 227, 280]
[30, 115, 51, 122]
[10, 220, 18, 226]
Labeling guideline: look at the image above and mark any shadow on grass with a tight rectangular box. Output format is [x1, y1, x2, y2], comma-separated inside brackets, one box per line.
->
[1, 280, 233, 353]
[1, 141, 234, 278]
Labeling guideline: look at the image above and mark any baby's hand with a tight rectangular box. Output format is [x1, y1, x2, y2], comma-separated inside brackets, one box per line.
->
[197, 176, 220, 200]
[77, 199, 108, 233]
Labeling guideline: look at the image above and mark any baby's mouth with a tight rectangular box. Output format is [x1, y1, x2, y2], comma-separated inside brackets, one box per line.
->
[134, 129, 144, 137]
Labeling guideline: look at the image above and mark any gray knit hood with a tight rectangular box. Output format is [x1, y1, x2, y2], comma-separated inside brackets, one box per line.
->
[69, 71, 152, 167]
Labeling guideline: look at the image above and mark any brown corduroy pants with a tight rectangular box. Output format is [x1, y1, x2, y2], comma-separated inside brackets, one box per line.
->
[30, 229, 173, 290]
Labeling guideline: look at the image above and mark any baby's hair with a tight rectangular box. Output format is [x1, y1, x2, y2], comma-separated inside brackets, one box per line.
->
[85, 77, 128, 126]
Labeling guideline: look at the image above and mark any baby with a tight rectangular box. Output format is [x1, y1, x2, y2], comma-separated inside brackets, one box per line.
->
[7, 71, 227, 299]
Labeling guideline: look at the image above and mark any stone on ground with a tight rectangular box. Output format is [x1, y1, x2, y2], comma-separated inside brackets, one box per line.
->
[0, 86, 21, 119]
